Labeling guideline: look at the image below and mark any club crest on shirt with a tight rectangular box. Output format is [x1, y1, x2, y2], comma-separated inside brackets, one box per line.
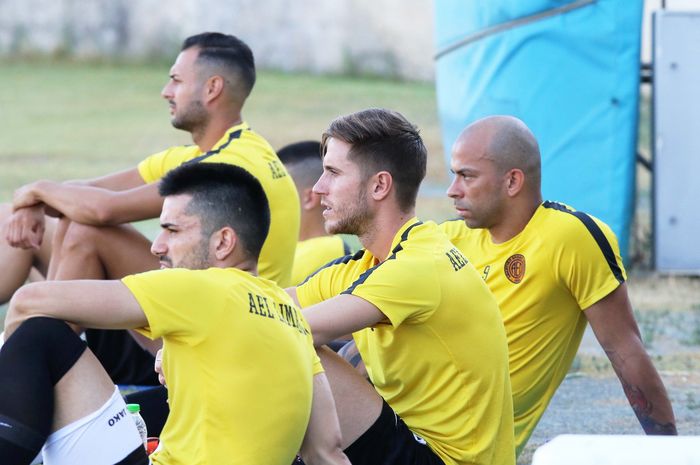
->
[504, 254, 525, 284]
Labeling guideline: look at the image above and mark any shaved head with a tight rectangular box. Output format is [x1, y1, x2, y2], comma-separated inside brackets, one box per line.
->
[456, 115, 541, 192]
[447, 116, 543, 237]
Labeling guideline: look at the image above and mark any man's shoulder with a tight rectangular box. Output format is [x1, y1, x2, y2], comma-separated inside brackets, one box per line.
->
[436, 218, 487, 248]
[437, 218, 468, 237]
[536, 201, 617, 242]
[218, 125, 276, 158]
[385, 221, 464, 275]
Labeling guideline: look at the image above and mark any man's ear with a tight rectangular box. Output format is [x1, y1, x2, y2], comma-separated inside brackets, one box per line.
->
[300, 187, 321, 211]
[370, 171, 393, 201]
[505, 169, 525, 197]
[212, 226, 237, 260]
[204, 75, 225, 104]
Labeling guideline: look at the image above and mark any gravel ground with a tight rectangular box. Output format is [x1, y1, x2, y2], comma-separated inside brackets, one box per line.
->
[518, 282, 700, 465]
[518, 370, 700, 464]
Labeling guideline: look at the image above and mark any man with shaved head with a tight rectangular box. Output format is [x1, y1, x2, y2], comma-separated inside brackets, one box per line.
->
[440, 115, 676, 456]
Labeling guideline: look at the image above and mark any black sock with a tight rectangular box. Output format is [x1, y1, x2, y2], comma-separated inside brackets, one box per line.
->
[0, 317, 86, 464]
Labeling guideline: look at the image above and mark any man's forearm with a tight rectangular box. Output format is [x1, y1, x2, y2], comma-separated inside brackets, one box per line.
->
[20, 181, 117, 224]
[606, 348, 677, 434]
[19, 180, 162, 225]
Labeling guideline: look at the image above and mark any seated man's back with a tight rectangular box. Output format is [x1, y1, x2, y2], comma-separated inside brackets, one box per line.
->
[125, 266, 319, 464]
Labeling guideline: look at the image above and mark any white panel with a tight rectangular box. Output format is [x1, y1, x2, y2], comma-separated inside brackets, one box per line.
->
[532, 434, 700, 465]
[653, 11, 700, 272]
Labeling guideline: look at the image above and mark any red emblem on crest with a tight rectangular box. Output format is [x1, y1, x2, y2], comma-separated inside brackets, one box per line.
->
[504, 254, 525, 284]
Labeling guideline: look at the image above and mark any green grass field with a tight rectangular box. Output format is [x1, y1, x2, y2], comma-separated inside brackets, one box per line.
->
[0, 60, 450, 217]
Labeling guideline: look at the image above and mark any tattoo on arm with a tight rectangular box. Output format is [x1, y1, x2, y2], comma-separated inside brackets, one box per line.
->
[606, 349, 677, 435]
[622, 381, 676, 434]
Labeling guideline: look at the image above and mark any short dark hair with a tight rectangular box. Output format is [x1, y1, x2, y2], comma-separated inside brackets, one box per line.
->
[321, 108, 426, 212]
[182, 32, 256, 100]
[276, 141, 322, 189]
[159, 162, 270, 260]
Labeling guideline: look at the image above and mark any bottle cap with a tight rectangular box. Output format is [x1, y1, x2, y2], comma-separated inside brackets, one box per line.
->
[126, 403, 141, 413]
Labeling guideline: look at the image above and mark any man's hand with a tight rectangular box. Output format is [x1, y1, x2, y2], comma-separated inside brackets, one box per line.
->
[12, 181, 46, 211]
[155, 348, 167, 388]
[3, 205, 45, 249]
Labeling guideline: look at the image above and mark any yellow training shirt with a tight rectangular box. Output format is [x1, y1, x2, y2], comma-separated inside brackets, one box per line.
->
[297, 219, 515, 465]
[439, 201, 626, 457]
[137, 122, 299, 286]
[123, 267, 322, 465]
[291, 235, 351, 285]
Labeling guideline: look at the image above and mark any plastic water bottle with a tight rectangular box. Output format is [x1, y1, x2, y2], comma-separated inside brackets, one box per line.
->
[126, 403, 148, 450]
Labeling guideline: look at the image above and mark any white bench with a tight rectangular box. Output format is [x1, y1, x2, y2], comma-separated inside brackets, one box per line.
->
[532, 434, 700, 465]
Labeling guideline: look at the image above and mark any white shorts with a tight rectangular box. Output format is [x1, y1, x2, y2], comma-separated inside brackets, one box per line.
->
[41, 386, 143, 465]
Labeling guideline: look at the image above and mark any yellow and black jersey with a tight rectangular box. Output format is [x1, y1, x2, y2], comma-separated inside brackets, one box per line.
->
[298, 218, 514, 465]
[138, 122, 299, 287]
[124, 267, 321, 465]
[291, 235, 352, 286]
[440, 200, 626, 456]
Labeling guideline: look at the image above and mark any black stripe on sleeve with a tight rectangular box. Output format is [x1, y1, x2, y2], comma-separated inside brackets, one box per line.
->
[542, 201, 624, 284]
[183, 129, 244, 165]
[342, 221, 423, 295]
[298, 249, 366, 286]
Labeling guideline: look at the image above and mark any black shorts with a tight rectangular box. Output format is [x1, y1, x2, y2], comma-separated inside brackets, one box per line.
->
[85, 329, 159, 386]
[344, 400, 445, 465]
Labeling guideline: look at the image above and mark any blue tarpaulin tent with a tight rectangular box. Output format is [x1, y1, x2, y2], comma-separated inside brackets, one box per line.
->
[435, 0, 644, 260]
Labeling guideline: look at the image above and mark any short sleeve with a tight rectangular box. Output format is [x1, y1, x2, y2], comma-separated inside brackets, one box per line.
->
[296, 260, 352, 308]
[122, 268, 217, 344]
[343, 255, 440, 327]
[137, 147, 190, 183]
[557, 216, 627, 310]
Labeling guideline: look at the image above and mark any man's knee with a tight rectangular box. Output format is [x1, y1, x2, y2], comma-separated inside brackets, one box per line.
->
[2, 317, 87, 385]
[59, 222, 103, 255]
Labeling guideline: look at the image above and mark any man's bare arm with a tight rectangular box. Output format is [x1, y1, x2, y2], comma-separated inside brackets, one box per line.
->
[4, 167, 149, 248]
[585, 283, 677, 434]
[82, 167, 148, 191]
[4, 280, 148, 339]
[302, 293, 385, 347]
[13, 180, 163, 226]
[300, 373, 351, 465]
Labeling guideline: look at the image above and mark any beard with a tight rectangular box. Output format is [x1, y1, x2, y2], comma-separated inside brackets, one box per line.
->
[172, 235, 211, 270]
[171, 98, 208, 133]
[326, 190, 373, 236]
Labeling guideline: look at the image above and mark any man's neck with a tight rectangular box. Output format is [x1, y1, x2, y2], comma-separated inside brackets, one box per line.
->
[488, 196, 541, 244]
[359, 208, 415, 262]
[217, 256, 258, 276]
[192, 113, 243, 153]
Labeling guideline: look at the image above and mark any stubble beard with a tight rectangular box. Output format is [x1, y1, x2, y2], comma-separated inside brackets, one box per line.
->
[326, 191, 372, 237]
[175, 235, 212, 270]
[171, 99, 208, 134]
